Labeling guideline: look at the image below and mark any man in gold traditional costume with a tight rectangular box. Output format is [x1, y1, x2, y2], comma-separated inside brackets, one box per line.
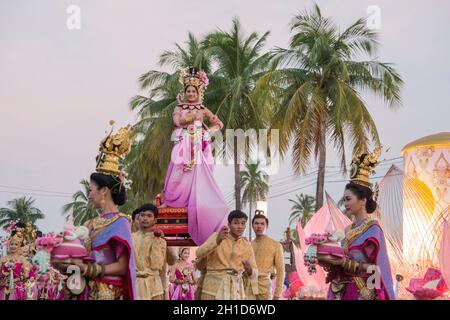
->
[196, 210, 258, 300]
[132, 203, 174, 300]
[247, 213, 285, 300]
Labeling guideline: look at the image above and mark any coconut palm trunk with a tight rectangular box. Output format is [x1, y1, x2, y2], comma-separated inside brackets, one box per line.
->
[239, 160, 268, 239]
[234, 137, 242, 210]
[248, 201, 253, 240]
[315, 112, 327, 211]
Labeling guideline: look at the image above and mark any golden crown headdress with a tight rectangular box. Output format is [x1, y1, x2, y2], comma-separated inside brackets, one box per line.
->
[349, 146, 381, 188]
[9, 233, 24, 244]
[7, 222, 37, 248]
[178, 67, 209, 102]
[96, 121, 134, 176]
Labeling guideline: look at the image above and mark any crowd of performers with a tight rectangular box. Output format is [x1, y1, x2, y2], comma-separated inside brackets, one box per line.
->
[0, 152, 396, 301]
[0, 223, 65, 300]
[0, 210, 286, 300]
[0, 67, 395, 300]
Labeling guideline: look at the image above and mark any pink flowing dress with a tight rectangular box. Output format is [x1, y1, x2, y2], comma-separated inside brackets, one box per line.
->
[0, 259, 29, 300]
[171, 262, 195, 300]
[326, 219, 395, 300]
[163, 102, 229, 245]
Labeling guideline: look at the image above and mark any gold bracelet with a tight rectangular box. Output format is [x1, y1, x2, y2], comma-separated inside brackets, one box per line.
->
[82, 264, 88, 277]
[352, 261, 359, 273]
[343, 258, 359, 273]
[83, 263, 90, 278]
[346, 259, 353, 272]
[341, 258, 347, 270]
[93, 264, 99, 278]
[88, 263, 95, 278]
[99, 264, 106, 278]
[96, 264, 102, 278]
[90, 264, 96, 278]
[342, 258, 350, 271]
[87, 263, 93, 278]
[91, 264, 99, 278]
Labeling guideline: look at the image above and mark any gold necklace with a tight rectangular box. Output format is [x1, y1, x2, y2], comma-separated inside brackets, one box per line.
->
[343, 217, 378, 253]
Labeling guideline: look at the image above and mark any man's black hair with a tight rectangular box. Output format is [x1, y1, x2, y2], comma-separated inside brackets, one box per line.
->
[228, 210, 248, 223]
[137, 203, 158, 218]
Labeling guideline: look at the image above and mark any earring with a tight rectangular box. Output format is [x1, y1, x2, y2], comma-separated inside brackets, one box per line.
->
[100, 193, 106, 211]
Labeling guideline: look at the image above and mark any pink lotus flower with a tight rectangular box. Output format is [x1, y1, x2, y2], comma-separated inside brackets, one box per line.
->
[5, 222, 15, 233]
[35, 234, 63, 253]
[305, 233, 329, 245]
[198, 70, 209, 88]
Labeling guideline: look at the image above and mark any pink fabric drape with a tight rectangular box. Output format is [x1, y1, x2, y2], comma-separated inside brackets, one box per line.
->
[303, 193, 352, 237]
[439, 220, 450, 289]
[164, 128, 229, 245]
[294, 192, 352, 293]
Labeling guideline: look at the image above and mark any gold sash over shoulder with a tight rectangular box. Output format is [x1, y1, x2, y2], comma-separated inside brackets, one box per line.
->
[84, 213, 130, 254]
[343, 217, 379, 254]
[338, 217, 380, 300]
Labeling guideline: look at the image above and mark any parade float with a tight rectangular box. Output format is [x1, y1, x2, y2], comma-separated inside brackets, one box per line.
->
[154, 194, 194, 247]
[295, 135, 450, 299]
[153, 68, 229, 247]
[377, 132, 450, 299]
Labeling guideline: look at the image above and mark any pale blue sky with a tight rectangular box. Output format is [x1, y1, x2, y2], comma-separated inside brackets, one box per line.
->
[1, 0, 449, 240]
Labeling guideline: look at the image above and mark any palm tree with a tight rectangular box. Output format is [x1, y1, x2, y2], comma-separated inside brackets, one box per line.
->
[288, 193, 315, 228]
[127, 33, 212, 203]
[259, 4, 403, 211]
[0, 197, 45, 229]
[240, 160, 268, 239]
[62, 179, 98, 226]
[202, 17, 272, 210]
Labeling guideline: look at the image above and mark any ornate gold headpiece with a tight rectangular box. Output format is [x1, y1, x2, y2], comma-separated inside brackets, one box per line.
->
[7, 222, 37, 249]
[96, 121, 134, 176]
[9, 233, 24, 244]
[178, 67, 209, 102]
[349, 146, 381, 188]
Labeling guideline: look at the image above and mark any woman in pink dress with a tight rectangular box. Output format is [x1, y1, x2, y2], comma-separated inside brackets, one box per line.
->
[162, 67, 229, 245]
[0, 234, 31, 300]
[318, 148, 395, 300]
[169, 247, 196, 300]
